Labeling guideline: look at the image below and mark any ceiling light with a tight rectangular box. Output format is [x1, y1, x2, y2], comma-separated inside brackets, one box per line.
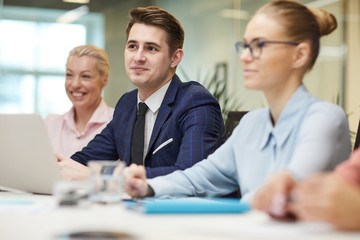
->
[220, 9, 249, 20]
[305, 0, 339, 8]
[63, 0, 90, 4]
[57, 5, 89, 23]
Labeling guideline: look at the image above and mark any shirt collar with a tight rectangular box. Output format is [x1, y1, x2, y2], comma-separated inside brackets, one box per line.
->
[63, 98, 110, 133]
[63, 107, 76, 132]
[137, 80, 172, 114]
[87, 99, 111, 124]
[259, 85, 313, 150]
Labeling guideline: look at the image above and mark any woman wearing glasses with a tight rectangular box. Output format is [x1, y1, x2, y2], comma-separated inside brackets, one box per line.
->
[123, 0, 351, 204]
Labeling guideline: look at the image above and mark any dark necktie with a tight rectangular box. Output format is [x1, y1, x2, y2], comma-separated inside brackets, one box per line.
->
[131, 102, 148, 165]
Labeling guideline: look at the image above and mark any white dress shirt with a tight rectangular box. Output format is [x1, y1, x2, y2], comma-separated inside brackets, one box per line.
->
[137, 80, 171, 162]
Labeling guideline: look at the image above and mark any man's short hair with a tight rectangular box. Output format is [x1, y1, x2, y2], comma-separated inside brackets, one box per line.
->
[126, 6, 184, 56]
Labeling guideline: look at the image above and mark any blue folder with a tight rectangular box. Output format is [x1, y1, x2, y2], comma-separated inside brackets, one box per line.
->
[125, 197, 251, 214]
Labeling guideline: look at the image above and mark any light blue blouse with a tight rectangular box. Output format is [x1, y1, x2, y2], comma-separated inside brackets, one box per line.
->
[148, 85, 352, 202]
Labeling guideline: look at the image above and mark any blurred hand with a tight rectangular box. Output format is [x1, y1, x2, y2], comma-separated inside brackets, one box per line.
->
[252, 171, 295, 218]
[56, 152, 89, 181]
[123, 164, 150, 198]
[290, 173, 360, 230]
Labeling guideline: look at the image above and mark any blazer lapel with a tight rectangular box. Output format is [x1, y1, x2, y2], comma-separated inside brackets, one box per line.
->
[122, 92, 138, 164]
[146, 75, 180, 157]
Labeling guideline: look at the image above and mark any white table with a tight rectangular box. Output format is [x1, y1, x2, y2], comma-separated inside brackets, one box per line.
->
[0, 192, 359, 240]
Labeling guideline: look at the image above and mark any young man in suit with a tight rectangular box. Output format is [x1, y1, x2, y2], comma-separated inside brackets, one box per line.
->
[57, 6, 226, 180]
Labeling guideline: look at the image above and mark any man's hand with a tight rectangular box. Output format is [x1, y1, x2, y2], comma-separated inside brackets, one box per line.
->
[56, 152, 90, 181]
[252, 171, 295, 218]
[124, 164, 151, 198]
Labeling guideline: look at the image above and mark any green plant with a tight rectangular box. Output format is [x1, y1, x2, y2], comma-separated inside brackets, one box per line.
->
[178, 62, 241, 122]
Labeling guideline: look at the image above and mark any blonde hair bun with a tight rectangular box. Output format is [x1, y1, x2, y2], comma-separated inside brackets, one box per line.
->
[308, 7, 337, 36]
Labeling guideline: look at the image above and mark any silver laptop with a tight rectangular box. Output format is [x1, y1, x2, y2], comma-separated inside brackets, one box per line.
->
[0, 114, 62, 194]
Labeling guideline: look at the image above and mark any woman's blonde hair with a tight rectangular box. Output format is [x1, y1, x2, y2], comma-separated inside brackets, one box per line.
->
[256, 0, 337, 70]
[68, 44, 110, 78]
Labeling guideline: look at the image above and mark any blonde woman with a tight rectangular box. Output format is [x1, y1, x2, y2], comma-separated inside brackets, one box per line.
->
[45, 44, 114, 157]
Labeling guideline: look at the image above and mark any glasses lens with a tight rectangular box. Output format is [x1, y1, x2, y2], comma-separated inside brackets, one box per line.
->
[235, 42, 247, 57]
[235, 42, 242, 57]
[235, 41, 259, 58]
[250, 40, 261, 58]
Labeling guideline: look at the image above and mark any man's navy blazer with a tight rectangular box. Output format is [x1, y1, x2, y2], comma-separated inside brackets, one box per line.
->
[71, 74, 226, 178]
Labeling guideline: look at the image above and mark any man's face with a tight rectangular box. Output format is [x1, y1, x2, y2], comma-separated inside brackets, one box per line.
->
[124, 23, 177, 99]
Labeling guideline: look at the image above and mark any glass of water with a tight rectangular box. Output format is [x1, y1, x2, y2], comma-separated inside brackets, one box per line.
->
[88, 160, 125, 204]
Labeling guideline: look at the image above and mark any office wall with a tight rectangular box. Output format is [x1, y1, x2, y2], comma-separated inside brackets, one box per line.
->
[102, 0, 357, 141]
[102, 0, 266, 110]
[345, 0, 360, 137]
[1, 0, 355, 136]
[151, 0, 345, 112]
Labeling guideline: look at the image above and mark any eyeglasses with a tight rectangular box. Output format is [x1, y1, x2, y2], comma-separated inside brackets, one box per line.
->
[235, 39, 299, 59]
